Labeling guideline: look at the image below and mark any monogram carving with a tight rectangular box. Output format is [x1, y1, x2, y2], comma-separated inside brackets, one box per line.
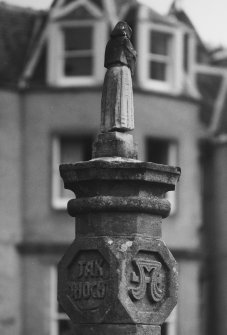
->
[129, 259, 166, 303]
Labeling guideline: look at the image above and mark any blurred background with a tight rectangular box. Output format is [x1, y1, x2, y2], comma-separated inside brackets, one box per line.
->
[0, 0, 227, 335]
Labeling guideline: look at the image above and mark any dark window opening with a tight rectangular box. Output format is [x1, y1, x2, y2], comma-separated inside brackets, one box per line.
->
[146, 138, 171, 165]
[59, 136, 93, 199]
[149, 61, 167, 81]
[150, 31, 171, 56]
[64, 26, 92, 51]
[64, 56, 93, 76]
[60, 136, 92, 164]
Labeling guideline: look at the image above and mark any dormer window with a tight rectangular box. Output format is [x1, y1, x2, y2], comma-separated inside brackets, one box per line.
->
[137, 22, 184, 94]
[48, 20, 107, 86]
[47, 0, 107, 87]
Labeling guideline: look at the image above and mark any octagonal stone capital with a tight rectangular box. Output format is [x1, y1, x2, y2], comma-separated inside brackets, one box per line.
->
[58, 236, 178, 325]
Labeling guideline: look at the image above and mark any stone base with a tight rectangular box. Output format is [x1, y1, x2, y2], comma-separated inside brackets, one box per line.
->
[73, 324, 160, 335]
[92, 131, 137, 159]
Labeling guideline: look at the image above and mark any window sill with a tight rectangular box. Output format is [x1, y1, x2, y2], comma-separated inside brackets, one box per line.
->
[52, 198, 68, 210]
[49, 76, 102, 87]
[138, 79, 180, 95]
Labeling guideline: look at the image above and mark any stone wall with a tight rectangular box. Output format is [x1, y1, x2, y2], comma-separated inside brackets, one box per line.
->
[0, 90, 21, 335]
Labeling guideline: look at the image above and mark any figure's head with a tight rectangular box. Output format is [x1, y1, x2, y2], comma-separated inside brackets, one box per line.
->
[111, 21, 132, 38]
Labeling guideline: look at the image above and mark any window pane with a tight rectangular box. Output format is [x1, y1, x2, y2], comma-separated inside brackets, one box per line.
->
[63, 27, 92, 51]
[59, 319, 74, 335]
[64, 56, 93, 76]
[146, 138, 169, 165]
[61, 138, 86, 163]
[149, 61, 166, 81]
[146, 138, 178, 214]
[60, 137, 92, 199]
[150, 31, 171, 55]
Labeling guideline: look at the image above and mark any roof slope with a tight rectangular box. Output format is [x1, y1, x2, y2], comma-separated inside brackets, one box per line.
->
[0, 2, 45, 87]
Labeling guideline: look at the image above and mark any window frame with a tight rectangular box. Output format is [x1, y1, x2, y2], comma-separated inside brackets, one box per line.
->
[62, 24, 94, 78]
[52, 136, 67, 210]
[48, 19, 107, 87]
[166, 141, 178, 214]
[145, 137, 178, 215]
[50, 267, 71, 335]
[137, 22, 183, 94]
[148, 30, 174, 85]
[51, 135, 93, 210]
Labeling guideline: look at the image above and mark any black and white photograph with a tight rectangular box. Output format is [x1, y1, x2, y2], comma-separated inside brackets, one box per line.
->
[0, 1, 227, 335]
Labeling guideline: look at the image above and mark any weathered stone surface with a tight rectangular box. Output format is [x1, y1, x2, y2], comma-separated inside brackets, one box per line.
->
[58, 236, 178, 325]
[68, 196, 171, 217]
[92, 132, 137, 159]
[73, 324, 160, 335]
[60, 158, 181, 193]
[58, 21, 181, 335]
[58, 237, 121, 324]
[76, 213, 162, 238]
[60, 158, 180, 221]
[101, 66, 134, 132]
[101, 21, 136, 133]
[58, 157, 180, 332]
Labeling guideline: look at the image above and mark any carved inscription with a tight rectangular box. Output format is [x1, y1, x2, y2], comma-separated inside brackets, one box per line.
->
[66, 251, 109, 310]
[68, 281, 106, 300]
[68, 259, 106, 300]
[129, 259, 166, 303]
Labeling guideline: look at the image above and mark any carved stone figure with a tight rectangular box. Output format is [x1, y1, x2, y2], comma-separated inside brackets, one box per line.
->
[101, 21, 137, 133]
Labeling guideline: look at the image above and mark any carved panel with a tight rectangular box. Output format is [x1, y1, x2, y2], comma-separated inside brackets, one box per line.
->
[66, 250, 110, 311]
[128, 251, 167, 312]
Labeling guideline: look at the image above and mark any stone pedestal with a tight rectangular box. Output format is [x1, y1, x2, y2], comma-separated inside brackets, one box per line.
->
[58, 21, 180, 335]
[58, 157, 180, 334]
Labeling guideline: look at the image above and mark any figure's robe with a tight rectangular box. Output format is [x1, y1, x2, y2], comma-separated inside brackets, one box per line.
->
[101, 65, 134, 132]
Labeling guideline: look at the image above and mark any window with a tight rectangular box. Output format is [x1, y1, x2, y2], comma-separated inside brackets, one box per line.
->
[137, 22, 183, 94]
[63, 25, 93, 77]
[149, 31, 173, 82]
[50, 268, 73, 335]
[48, 20, 107, 86]
[146, 138, 178, 214]
[146, 137, 178, 166]
[52, 135, 93, 209]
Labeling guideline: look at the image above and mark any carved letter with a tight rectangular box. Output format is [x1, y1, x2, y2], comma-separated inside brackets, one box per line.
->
[94, 259, 104, 277]
[78, 261, 86, 278]
[83, 282, 90, 299]
[84, 261, 93, 278]
[73, 282, 83, 300]
[97, 281, 106, 299]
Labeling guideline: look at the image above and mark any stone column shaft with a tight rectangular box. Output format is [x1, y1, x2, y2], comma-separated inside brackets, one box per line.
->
[58, 159, 180, 335]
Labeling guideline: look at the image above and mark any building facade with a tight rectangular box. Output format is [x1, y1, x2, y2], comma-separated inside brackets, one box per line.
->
[0, 1, 227, 335]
